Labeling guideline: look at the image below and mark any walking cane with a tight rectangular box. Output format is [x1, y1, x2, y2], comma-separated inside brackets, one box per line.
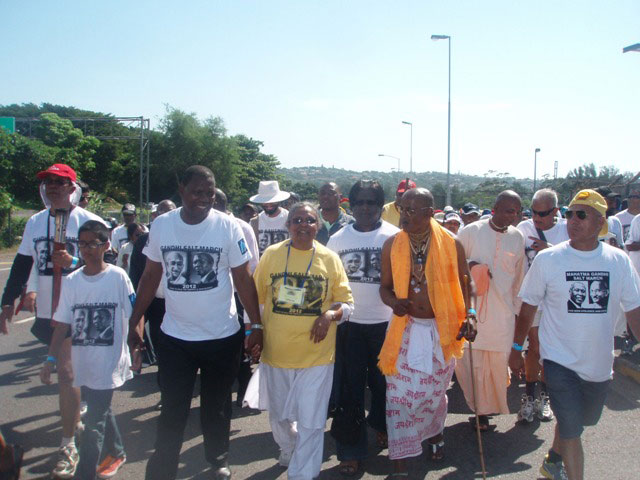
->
[460, 274, 487, 480]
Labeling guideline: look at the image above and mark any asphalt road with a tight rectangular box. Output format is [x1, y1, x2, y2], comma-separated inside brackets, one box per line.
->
[1, 253, 640, 479]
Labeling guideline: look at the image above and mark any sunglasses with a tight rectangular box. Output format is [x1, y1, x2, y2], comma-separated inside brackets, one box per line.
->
[291, 217, 317, 225]
[43, 177, 71, 186]
[352, 199, 379, 207]
[78, 241, 107, 249]
[564, 210, 588, 220]
[398, 206, 429, 216]
[532, 207, 555, 217]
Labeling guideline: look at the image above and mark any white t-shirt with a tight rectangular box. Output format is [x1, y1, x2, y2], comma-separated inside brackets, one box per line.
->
[19, 207, 105, 319]
[143, 208, 252, 341]
[110, 224, 129, 252]
[519, 242, 640, 382]
[626, 214, 640, 274]
[327, 221, 399, 324]
[53, 265, 135, 390]
[116, 241, 134, 274]
[257, 209, 289, 255]
[605, 216, 624, 248]
[517, 218, 569, 271]
[616, 209, 636, 244]
[233, 215, 259, 274]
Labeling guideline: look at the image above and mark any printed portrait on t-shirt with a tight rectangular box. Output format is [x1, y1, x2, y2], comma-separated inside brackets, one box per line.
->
[71, 303, 116, 346]
[270, 272, 328, 316]
[339, 248, 383, 283]
[161, 246, 221, 291]
[34, 237, 79, 276]
[566, 272, 610, 313]
[524, 246, 538, 268]
[258, 230, 289, 254]
[35, 239, 50, 273]
[623, 224, 631, 243]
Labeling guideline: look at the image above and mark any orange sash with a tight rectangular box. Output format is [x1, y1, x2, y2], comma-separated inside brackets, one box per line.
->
[378, 219, 466, 375]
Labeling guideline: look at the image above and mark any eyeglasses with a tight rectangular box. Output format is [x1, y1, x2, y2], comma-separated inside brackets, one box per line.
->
[43, 177, 71, 186]
[80, 195, 90, 201]
[352, 199, 379, 207]
[291, 217, 317, 225]
[78, 241, 106, 249]
[565, 210, 588, 220]
[532, 207, 555, 217]
[398, 206, 430, 216]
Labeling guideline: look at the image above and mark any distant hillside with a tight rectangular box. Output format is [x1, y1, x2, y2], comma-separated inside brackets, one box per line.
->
[277, 165, 535, 206]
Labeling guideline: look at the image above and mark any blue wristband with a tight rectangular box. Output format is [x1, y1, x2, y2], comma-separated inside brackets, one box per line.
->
[70, 256, 79, 268]
[46, 355, 56, 364]
[512, 342, 523, 351]
[467, 308, 477, 316]
[245, 329, 252, 336]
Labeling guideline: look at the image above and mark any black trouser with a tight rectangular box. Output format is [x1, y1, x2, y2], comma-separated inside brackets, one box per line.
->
[145, 329, 242, 480]
[234, 293, 252, 403]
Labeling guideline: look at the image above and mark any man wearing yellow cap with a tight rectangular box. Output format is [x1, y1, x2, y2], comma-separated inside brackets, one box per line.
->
[510, 189, 640, 480]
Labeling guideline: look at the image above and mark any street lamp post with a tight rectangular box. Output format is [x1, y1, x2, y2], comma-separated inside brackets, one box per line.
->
[533, 148, 541, 192]
[431, 34, 452, 205]
[378, 153, 401, 173]
[401, 121, 413, 173]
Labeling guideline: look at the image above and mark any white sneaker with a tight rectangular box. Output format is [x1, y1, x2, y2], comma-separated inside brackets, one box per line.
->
[278, 450, 292, 467]
[517, 394, 535, 423]
[52, 444, 79, 479]
[536, 392, 554, 421]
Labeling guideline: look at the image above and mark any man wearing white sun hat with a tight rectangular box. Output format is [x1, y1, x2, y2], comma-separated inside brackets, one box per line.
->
[250, 181, 291, 257]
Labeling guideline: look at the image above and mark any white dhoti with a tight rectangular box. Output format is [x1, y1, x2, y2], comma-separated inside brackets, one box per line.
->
[385, 318, 455, 460]
[259, 362, 334, 480]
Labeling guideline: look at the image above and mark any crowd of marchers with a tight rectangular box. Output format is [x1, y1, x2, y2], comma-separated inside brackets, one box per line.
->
[2, 162, 640, 480]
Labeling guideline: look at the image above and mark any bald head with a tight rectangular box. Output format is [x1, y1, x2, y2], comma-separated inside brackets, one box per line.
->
[492, 190, 522, 228]
[157, 199, 176, 214]
[495, 190, 521, 208]
[213, 188, 228, 213]
[402, 187, 434, 208]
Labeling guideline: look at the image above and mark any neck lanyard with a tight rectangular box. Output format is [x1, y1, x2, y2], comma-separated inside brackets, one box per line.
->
[283, 241, 315, 289]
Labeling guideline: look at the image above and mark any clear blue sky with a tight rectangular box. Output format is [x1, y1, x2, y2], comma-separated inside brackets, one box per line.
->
[2, 1, 639, 179]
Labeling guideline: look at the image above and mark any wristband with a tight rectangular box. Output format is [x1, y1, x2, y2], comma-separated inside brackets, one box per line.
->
[70, 256, 79, 268]
[250, 323, 263, 330]
[245, 329, 252, 336]
[46, 355, 56, 364]
[467, 308, 476, 316]
[512, 342, 523, 351]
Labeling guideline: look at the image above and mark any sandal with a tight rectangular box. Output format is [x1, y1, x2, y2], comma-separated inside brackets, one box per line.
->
[339, 461, 359, 477]
[469, 415, 490, 432]
[428, 439, 444, 461]
[376, 431, 388, 449]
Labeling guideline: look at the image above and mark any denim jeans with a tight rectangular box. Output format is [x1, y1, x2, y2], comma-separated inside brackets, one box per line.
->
[335, 322, 388, 461]
[145, 329, 242, 480]
[75, 387, 124, 480]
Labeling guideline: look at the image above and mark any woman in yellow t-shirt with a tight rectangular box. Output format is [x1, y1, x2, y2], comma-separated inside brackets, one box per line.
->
[253, 202, 353, 479]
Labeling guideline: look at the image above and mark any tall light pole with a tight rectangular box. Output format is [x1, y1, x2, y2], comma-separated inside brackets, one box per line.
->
[401, 121, 413, 173]
[533, 148, 541, 192]
[378, 153, 401, 173]
[431, 34, 452, 205]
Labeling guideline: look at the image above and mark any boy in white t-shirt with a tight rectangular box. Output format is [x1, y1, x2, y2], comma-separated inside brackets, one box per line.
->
[511, 190, 640, 480]
[41, 220, 138, 480]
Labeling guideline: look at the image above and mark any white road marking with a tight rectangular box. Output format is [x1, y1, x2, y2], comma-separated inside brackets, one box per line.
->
[0, 267, 11, 271]
[14, 316, 35, 324]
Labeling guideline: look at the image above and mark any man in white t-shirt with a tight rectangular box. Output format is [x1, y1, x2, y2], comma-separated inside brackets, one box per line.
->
[128, 166, 263, 480]
[249, 181, 290, 255]
[327, 180, 399, 474]
[516, 188, 569, 423]
[511, 189, 640, 480]
[110, 203, 138, 252]
[615, 188, 640, 243]
[1, 164, 104, 479]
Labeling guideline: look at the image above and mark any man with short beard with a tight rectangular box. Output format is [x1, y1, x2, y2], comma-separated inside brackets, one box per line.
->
[316, 182, 353, 245]
[249, 181, 291, 255]
[456, 190, 526, 431]
[516, 188, 568, 423]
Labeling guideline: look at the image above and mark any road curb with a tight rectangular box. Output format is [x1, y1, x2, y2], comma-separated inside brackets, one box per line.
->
[614, 355, 640, 384]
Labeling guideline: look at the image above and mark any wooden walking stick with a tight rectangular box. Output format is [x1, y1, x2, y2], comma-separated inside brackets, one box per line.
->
[460, 273, 487, 480]
[51, 208, 69, 315]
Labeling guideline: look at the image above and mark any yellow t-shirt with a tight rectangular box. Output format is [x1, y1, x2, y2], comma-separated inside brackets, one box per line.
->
[254, 240, 354, 368]
[381, 201, 401, 227]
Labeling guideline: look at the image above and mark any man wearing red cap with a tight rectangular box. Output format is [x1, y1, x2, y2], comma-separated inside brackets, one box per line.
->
[1, 163, 104, 479]
[381, 179, 416, 227]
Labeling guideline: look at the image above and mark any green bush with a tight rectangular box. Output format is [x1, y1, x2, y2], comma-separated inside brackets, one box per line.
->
[1, 215, 27, 248]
